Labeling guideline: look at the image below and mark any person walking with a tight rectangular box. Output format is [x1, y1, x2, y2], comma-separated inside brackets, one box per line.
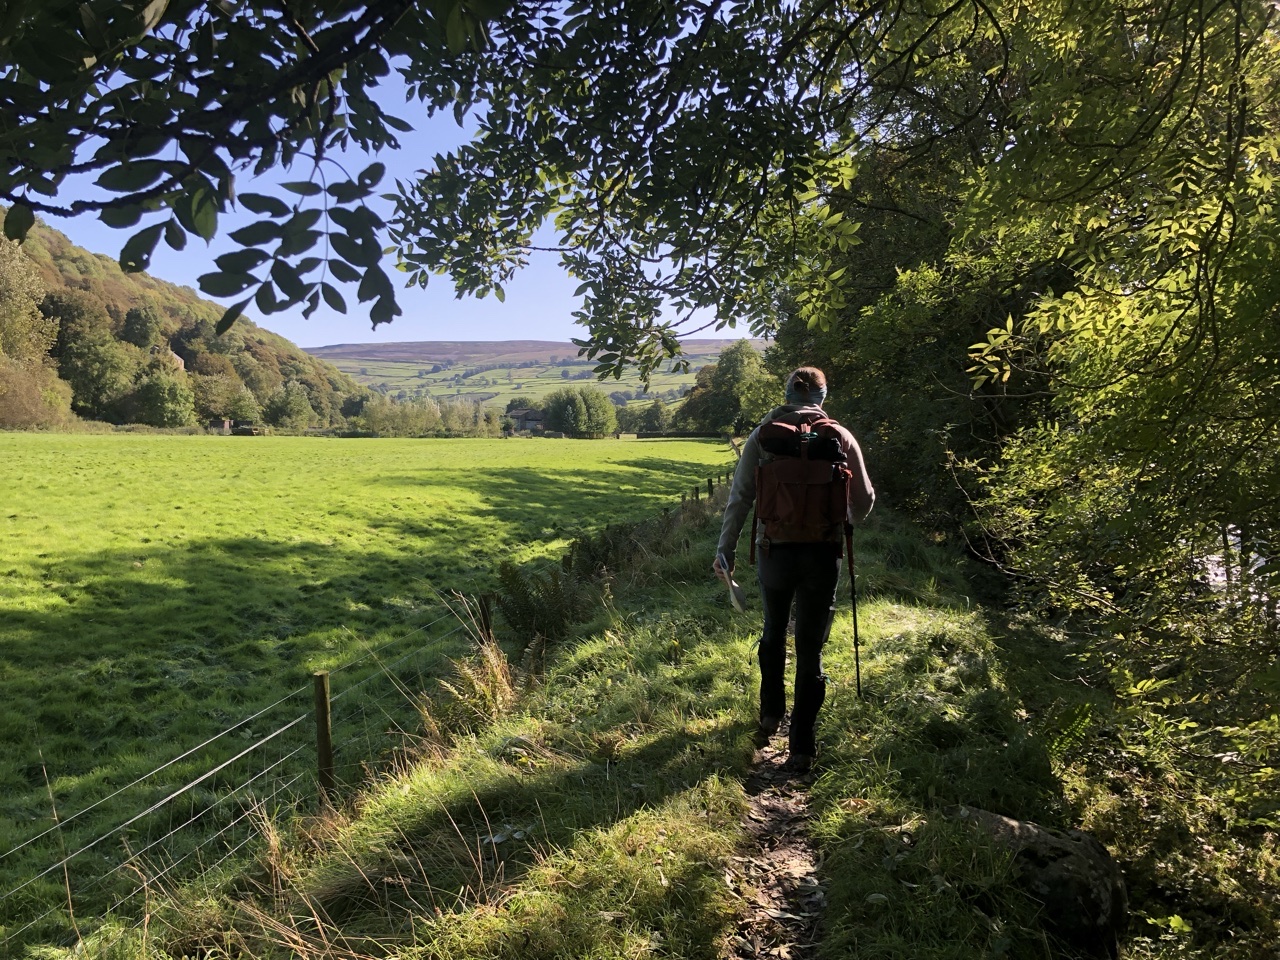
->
[713, 366, 875, 772]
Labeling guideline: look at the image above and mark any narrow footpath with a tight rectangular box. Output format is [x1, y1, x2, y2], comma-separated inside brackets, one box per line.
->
[724, 722, 827, 960]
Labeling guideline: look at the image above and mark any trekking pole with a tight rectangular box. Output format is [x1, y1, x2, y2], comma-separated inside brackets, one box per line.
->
[846, 525, 862, 700]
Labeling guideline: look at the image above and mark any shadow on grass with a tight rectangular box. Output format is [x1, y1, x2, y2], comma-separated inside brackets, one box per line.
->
[369, 457, 725, 535]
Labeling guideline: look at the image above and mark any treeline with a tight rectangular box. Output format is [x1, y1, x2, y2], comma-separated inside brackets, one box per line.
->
[754, 0, 1280, 864]
[500, 342, 774, 438]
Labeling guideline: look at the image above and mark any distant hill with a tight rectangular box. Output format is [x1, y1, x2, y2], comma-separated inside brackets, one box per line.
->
[305, 338, 765, 365]
[307, 340, 581, 365]
[303, 338, 769, 411]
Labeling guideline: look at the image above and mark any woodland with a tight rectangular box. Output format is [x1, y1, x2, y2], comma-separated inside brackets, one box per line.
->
[1, 0, 1279, 954]
[0, 216, 368, 429]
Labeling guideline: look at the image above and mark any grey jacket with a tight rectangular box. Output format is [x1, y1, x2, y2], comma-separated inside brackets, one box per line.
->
[716, 404, 875, 570]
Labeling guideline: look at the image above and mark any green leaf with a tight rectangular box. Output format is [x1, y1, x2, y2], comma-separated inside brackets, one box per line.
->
[4, 203, 35, 242]
[326, 181, 371, 203]
[99, 204, 146, 228]
[197, 271, 258, 297]
[277, 228, 322, 258]
[174, 183, 218, 241]
[254, 282, 279, 314]
[229, 221, 282, 246]
[216, 297, 251, 335]
[281, 181, 323, 196]
[357, 264, 393, 303]
[285, 209, 324, 233]
[78, 5, 110, 51]
[327, 259, 361, 283]
[119, 223, 164, 272]
[164, 218, 187, 250]
[215, 249, 269, 272]
[320, 281, 347, 313]
[239, 193, 291, 217]
[134, 0, 171, 35]
[330, 232, 375, 267]
[270, 260, 308, 301]
[358, 162, 386, 186]
[96, 160, 174, 193]
[370, 295, 400, 326]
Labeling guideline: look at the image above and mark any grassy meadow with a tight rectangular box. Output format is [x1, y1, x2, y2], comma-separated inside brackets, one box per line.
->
[4, 444, 1276, 958]
[330, 358, 698, 408]
[0, 433, 732, 950]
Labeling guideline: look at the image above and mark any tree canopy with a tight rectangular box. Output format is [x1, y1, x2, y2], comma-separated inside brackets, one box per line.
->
[0, 0, 1049, 376]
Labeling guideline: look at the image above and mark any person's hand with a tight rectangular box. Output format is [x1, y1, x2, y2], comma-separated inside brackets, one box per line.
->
[713, 553, 732, 585]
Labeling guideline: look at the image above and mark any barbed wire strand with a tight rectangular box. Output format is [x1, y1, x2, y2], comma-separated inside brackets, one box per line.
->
[128, 824, 262, 932]
[1, 685, 312, 864]
[0, 712, 310, 907]
[103, 769, 309, 921]
[330, 625, 465, 705]
[2, 625, 459, 917]
[1, 489, 723, 950]
[328, 610, 456, 677]
[0, 764, 311, 950]
[103, 744, 309, 891]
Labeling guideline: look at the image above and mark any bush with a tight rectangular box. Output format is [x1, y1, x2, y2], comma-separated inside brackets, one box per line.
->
[496, 561, 587, 649]
[0, 357, 72, 428]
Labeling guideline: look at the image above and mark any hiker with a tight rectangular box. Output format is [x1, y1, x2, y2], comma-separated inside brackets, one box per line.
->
[713, 366, 874, 772]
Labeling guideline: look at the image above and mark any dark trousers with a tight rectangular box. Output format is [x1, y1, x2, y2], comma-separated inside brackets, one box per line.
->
[756, 541, 840, 756]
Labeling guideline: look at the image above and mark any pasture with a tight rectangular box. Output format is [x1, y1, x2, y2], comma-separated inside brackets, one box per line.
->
[0, 433, 732, 945]
[308, 340, 751, 408]
[333, 357, 699, 408]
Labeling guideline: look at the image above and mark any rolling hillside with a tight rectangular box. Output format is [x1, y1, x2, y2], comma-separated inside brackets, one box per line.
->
[306, 338, 768, 409]
[1, 212, 364, 429]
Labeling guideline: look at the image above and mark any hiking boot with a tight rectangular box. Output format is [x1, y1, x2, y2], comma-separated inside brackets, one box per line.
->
[753, 714, 783, 747]
[781, 752, 814, 775]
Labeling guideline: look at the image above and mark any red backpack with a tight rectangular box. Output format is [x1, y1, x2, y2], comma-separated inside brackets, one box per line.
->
[750, 411, 853, 563]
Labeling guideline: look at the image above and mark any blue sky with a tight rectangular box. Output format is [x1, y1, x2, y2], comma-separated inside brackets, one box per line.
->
[45, 79, 585, 349]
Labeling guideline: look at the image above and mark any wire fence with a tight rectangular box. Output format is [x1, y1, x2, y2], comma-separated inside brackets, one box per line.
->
[0, 613, 468, 955]
[0, 465, 736, 955]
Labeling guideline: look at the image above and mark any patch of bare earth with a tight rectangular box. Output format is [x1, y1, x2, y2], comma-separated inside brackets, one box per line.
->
[723, 724, 826, 960]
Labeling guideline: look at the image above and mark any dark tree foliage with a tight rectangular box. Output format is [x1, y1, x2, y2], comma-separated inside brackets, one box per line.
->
[1, 0, 1017, 376]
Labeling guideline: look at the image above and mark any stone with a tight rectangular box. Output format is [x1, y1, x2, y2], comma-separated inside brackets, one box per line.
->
[947, 806, 1128, 958]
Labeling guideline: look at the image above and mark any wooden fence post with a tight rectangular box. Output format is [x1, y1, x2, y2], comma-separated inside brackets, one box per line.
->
[313, 671, 335, 801]
[693, 484, 700, 501]
[707, 477, 714, 497]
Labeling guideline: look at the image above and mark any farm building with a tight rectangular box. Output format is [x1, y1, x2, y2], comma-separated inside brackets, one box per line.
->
[508, 408, 545, 433]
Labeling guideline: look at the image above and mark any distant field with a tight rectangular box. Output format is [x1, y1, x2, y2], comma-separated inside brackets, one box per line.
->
[305, 338, 766, 408]
[0, 433, 733, 947]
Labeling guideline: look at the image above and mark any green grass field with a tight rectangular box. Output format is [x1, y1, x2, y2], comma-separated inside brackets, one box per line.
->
[0, 433, 733, 949]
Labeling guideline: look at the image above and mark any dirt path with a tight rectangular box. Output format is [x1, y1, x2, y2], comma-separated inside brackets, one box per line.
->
[724, 725, 826, 960]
